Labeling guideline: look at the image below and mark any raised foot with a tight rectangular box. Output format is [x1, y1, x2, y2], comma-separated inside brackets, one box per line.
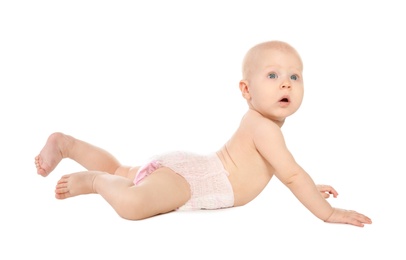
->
[35, 132, 70, 177]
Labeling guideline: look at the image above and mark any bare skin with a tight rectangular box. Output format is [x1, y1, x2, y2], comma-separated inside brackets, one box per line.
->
[35, 41, 372, 227]
[35, 132, 191, 220]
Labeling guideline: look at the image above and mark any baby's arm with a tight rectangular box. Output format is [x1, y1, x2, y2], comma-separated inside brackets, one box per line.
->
[253, 120, 371, 227]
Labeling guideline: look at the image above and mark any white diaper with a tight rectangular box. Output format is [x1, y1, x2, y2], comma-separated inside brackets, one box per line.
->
[134, 151, 235, 210]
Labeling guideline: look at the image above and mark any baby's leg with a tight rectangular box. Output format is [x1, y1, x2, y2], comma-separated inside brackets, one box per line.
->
[55, 168, 191, 220]
[35, 132, 121, 177]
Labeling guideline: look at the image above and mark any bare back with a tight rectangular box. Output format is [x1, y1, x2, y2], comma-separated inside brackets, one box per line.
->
[217, 109, 277, 206]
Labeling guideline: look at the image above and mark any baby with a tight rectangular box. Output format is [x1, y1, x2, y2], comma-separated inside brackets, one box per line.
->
[35, 40, 372, 227]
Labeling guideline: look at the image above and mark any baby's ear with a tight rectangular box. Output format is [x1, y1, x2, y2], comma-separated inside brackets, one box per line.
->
[239, 80, 251, 100]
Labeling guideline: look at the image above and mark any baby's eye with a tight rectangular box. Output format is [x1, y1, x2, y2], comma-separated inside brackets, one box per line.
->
[268, 73, 278, 79]
[290, 74, 299, 80]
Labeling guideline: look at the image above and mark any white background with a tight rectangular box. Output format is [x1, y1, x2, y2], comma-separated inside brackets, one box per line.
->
[1, 1, 405, 259]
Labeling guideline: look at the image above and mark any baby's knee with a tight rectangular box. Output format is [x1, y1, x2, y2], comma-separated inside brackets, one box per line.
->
[113, 166, 132, 178]
[116, 196, 150, 220]
[118, 212, 147, 221]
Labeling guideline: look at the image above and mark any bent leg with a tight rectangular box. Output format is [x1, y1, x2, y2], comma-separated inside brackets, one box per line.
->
[55, 168, 191, 220]
[35, 132, 121, 177]
[97, 167, 191, 220]
[114, 166, 140, 180]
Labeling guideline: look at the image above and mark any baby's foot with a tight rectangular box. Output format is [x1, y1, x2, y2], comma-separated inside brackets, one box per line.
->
[55, 171, 100, 199]
[35, 132, 71, 177]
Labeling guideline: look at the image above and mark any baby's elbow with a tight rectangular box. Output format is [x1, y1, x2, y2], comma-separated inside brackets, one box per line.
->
[281, 173, 299, 186]
[278, 164, 306, 186]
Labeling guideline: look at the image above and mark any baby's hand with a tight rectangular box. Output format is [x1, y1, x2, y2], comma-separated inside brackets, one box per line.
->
[325, 208, 372, 227]
[316, 184, 338, 199]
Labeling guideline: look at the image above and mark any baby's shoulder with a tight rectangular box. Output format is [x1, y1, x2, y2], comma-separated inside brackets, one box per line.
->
[241, 113, 284, 144]
[237, 119, 281, 150]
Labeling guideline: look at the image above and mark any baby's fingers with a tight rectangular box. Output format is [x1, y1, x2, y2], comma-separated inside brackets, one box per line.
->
[349, 211, 372, 227]
[317, 184, 338, 198]
[325, 208, 372, 227]
[320, 192, 330, 199]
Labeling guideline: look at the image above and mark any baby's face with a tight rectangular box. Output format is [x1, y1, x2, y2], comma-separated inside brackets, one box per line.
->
[245, 48, 304, 122]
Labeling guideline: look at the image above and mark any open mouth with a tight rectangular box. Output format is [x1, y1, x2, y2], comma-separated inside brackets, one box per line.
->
[279, 96, 290, 102]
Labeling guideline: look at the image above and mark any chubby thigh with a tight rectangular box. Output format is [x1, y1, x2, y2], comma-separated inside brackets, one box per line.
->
[133, 167, 191, 217]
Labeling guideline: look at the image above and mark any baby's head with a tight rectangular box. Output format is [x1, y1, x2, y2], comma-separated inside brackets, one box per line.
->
[242, 40, 303, 81]
[240, 41, 304, 124]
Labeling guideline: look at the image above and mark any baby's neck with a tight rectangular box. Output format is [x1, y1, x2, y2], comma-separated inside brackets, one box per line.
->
[246, 109, 285, 127]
